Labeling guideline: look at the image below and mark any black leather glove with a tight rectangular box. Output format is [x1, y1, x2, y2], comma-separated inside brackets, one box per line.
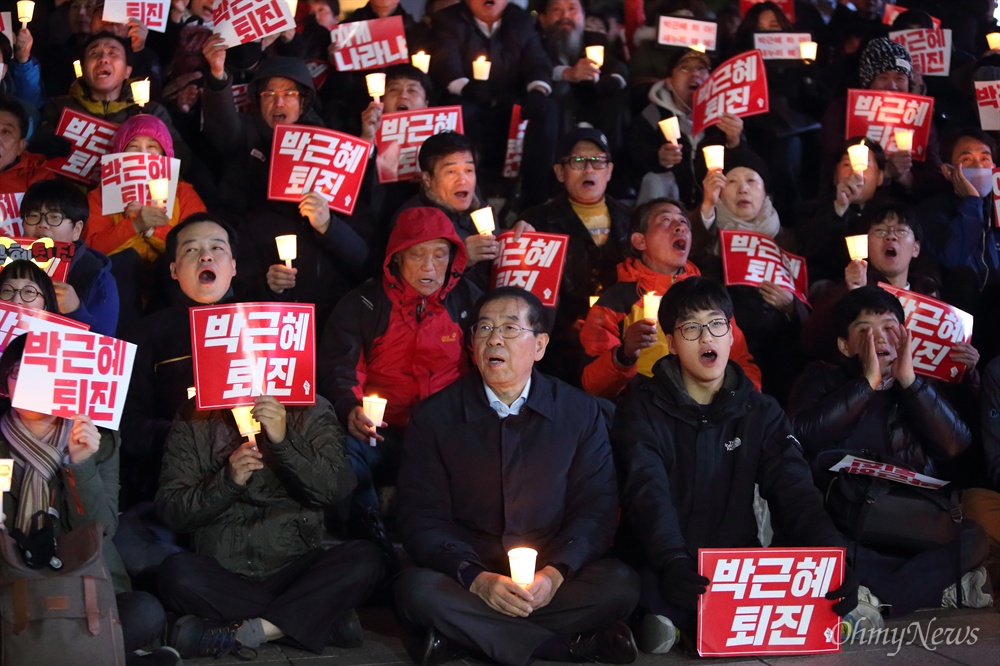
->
[520, 88, 549, 121]
[658, 556, 710, 612]
[594, 74, 624, 96]
[826, 564, 860, 616]
[462, 80, 492, 105]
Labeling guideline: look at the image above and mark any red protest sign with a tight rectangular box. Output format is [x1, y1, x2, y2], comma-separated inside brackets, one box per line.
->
[502, 105, 528, 179]
[697, 548, 844, 657]
[331, 16, 409, 72]
[102, 0, 170, 32]
[657, 16, 718, 51]
[753, 33, 810, 60]
[232, 83, 254, 113]
[306, 60, 330, 90]
[720, 230, 808, 305]
[100, 152, 180, 214]
[739, 0, 794, 22]
[268, 124, 371, 216]
[48, 109, 118, 184]
[0, 237, 76, 283]
[692, 50, 769, 137]
[883, 4, 940, 28]
[975, 81, 1000, 131]
[845, 90, 933, 160]
[213, 0, 295, 48]
[491, 231, 568, 307]
[376, 106, 463, 183]
[889, 29, 951, 77]
[829, 455, 948, 489]
[0, 193, 24, 236]
[878, 283, 973, 383]
[190, 303, 316, 410]
[0, 301, 89, 353]
[12, 330, 135, 429]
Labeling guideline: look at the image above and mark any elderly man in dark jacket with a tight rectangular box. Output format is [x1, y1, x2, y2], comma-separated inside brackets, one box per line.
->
[395, 287, 639, 666]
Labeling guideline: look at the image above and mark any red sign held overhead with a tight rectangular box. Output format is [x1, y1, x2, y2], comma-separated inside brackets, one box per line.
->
[331, 16, 409, 72]
[213, 0, 295, 48]
[719, 230, 809, 305]
[697, 548, 844, 657]
[268, 124, 371, 216]
[48, 109, 118, 184]
[845, 89, 934, 160]
[877, 283, 974, 383]
[692, 50, 769, 137]
[190, 303, 317, 410]
[491, 232, 568, 307]
[376, 106, 463, 183]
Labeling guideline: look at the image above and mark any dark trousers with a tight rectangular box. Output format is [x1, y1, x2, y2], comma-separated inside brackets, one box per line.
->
[118, 590, 166, 653]
[158, 541, 385, 653]
[394, 558, 639, 666]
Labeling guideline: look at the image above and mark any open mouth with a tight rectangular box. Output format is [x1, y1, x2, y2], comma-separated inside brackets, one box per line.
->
[397, 103, 409, 111]
[271, 113, 287, 123]
[672, 238, 688, 252]
[453, 189, 470, 202]
[487, 354, 505, 367]
[198, 268, 217, 284]
[582, 176, 596, 187]
[883, 247, 898, 258]
[700, 350, 718, 365]
[876, 348, 892, 358]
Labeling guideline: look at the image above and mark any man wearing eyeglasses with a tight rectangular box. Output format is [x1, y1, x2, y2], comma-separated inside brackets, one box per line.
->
[395, 286, 640, 666]
[519, 127, 630, 386]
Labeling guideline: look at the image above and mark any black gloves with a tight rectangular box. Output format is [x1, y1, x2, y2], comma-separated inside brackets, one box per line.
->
[520, 88, 549, 121]
[462, 80, 492, 106]
[659, 556, 710, 612]
[826, 564, 860, 616]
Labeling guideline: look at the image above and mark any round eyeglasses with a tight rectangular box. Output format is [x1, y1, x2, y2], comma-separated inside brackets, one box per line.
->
[674, 318, 730, 341]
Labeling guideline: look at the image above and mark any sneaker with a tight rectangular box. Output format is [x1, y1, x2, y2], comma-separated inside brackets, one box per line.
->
[637, 614, 676, 654]
[840, 586, 884, 641]
[169, 615, 258, 661]
[328, 608, 363, 648]
[129, 646, 183, 666]
[942, 566, 994, 608]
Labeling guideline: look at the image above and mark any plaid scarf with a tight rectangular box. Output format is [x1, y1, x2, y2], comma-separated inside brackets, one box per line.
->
[1, 411, 70, 534]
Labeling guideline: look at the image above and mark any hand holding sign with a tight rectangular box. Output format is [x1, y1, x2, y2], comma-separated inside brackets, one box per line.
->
[251, 395, 287, 443]
[298, 191, 332, 234]
[67, 415, 101, 464]
[203, 33, 228, 80]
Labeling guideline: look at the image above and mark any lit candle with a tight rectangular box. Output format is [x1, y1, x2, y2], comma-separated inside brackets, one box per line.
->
[847, 141, 869, 175]
[507, 547, 537, 587]
[585, 45, 604, 68]
[286, 0, 297, 15]
[362, 395, 388, 447]
[893, 128, 914, 152]
[800, 41, 818, 62]
[470, 207, 495, 235]
[130, 79, 150, 107]
[989, 33, 1000, 51]
[658, 117, 681, 144]
[231, 405, 261, 445]
[691, 42, 706, 53]
[643, 291, 662, 322]
[16, 1, 34, 24]
[703, 145, 725, 172]
[845, 235, 869, 261]
[147, 178, 169, 207]
[589, 295, 599, 307]
[275, 234, 297, 268]
[472, 56, 491, 81]
[411, 51, 430, 74]
[73, 60, 83, 79]
[365, 72, 386, 103]
[186, 386, 196, 400]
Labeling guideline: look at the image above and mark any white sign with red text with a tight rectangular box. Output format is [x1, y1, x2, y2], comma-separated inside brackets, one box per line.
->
[829, 455, 948, 489]
[491, 232, 568, 307]
[502, 105, 528, 179]
[845, 90, 934, 159]
[878, 283, 974, 383]
[268, 125, 370, 215]
[975, 81, 1000, 131]
[190, 303, 316, 410]
[376, 106, 463, 183]
[12, 330, 135, 429]
[100, 152, 180, 214]
[213, 0, 295, 48]
[753, 33, 811, 60]
[697, 548, 844, 657]
[692, 50, 769, 136]
[657, 16, 717, 51]
[883, 4, 940, 28]
[0, 193, 24, 237]
[889, 29, 951, 77]
[740, 0, 794, 22]
[720, 230, 809, 305]
[49, 109, 118, 184]
[102, 0, 171, 32]
[0, 301, 89, 353]
[331, 16, 408, 72]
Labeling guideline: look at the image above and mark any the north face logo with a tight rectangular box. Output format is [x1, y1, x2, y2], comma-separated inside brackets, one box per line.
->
[724, 437, 742, 452]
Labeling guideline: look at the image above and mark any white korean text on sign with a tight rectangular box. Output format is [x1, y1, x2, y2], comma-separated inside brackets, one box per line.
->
[692, 50, 769, 137]
[845, 90, 934, 159]
[375, 106, 463, 183]
[491, 231, 568, 307]
[50, 109, 118, 183]
[719, 230, 809, 305]
[330, 16, 409, 72]
[0, 236, 76, 283]
[502, 105, 528, 179]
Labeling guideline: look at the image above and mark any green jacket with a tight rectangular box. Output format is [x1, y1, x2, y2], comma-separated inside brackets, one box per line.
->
[155, 397, 355, 580]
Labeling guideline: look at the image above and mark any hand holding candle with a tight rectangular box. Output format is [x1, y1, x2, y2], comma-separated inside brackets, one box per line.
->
[508, 547, 537, 587]
[366, 72, 386, 103]
[362, 395, 387, 447]
[470, 207, 496, 235]
[658, 117, 681, 145]
[585, 45, 604, 69]
[472, 56, 491, 81]
[275, 234, 297, 268]
[231, 405, 261, 446]
[16, 1, 34, 24]
[845, 234, 869, 261]
[703, 145, 725, 172]
[643, 292, 662, 322]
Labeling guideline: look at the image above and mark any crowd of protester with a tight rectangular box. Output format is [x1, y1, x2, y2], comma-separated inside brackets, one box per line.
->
[3, 0, 1000, 664]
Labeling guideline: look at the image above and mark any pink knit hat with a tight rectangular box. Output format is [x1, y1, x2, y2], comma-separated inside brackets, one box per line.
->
[111, 114, 175, 158]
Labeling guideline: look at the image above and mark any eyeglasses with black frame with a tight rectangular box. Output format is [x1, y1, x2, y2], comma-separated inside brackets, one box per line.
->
[561, 155, 611, 171]
[471, 323, 540, 339]
[674, 318, 731, 341]
[22, 211, 70, 227]
[0, 285, 42, 304]
[869, 226, 912, 239]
